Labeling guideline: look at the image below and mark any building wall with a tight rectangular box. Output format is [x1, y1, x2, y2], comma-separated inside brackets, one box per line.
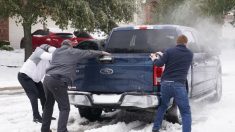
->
[0, 18, 9, 41]
[144, 0, 158, 24]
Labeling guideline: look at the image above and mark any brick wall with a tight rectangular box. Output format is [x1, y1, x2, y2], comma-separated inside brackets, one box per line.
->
[0, 18, 9, 41]
[144, 0, 158, 24]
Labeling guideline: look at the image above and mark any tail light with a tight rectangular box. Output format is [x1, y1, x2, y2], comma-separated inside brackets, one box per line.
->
[139, 26, 148, 30]
[153, 65, 164, 86]
[46, 38, 51, 42]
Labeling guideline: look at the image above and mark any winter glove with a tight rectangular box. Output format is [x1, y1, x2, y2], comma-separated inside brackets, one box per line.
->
[150, 53, 158, 61]
[48, 46, 56, 53]
[155, 51, 163, 57]
[40, 44, 50, 52]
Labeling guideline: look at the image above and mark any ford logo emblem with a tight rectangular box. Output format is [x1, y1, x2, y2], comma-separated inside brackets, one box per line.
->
[100, 68, 114, 75]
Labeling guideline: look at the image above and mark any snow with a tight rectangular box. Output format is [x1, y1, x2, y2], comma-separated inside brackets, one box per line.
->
[0, 49, 23, 88]
[1, 48, 235, 132]
[190, 49, 235, 132]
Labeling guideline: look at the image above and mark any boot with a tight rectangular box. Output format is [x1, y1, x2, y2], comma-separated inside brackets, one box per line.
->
[33, 116, 42, 123]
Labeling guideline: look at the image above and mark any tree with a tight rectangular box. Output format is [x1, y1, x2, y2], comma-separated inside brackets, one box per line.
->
[147, 0, 186, 24]
[149, 0, 235, 25]
[200, 0, 235, 23]
[0, 0, 135, 61]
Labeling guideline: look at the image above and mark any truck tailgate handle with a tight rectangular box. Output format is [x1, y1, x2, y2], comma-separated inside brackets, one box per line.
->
[98, 55, 114, 63]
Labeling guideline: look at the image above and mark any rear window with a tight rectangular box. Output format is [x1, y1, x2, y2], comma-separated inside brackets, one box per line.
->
[55, 33, 73, 38]
[106, 29, 177, 53]
[32, 30, 49, 36]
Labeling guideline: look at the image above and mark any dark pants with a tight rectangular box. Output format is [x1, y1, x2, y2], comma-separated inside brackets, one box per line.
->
[17, 72, 46, 119]
[153, 81, 192, 132]
[41, 75, 70, 132]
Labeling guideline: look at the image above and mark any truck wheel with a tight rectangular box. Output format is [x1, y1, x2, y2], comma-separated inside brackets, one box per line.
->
[78, 107, 102, 121]
[165, 101, 181, 124]
[212, 70, 222, 102]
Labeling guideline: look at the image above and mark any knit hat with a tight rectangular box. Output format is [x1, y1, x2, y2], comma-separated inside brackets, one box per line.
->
[61, 39, 73, 47]
[177, 35, 188, 44]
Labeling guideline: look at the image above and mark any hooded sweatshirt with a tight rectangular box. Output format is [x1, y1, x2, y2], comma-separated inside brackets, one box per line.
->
[20, 46, 56, 82]
[46, 45, 103, 83]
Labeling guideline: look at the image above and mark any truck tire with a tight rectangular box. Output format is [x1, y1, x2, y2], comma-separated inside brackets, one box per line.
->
[212, 69, 222, 102]
[78, 107, 102, 121]
[165, 101, 181, 124]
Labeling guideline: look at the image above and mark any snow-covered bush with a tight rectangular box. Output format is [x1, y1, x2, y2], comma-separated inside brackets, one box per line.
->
[0, 40, 13, 51]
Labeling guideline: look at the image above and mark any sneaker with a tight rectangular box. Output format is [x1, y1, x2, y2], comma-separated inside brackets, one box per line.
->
[33, 117, 42, 123]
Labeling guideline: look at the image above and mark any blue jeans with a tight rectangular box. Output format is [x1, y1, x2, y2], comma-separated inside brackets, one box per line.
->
[153, 81, 191, 132]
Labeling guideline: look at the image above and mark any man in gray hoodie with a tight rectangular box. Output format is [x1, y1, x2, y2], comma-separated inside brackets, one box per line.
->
[41, 40, 110, 132]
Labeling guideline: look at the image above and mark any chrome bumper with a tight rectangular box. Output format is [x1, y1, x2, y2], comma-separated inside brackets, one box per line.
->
[68, 91, 159, 109]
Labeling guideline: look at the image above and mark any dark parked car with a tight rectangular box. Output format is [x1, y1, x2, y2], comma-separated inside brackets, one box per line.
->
[73, 39, 105, 50]
[68, 25, 222, 121]
[73, 31, 93, 43]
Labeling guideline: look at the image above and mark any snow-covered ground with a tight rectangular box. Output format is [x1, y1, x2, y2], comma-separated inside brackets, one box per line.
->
[0, 48, 235, 132]
[0, 49, 23, 88]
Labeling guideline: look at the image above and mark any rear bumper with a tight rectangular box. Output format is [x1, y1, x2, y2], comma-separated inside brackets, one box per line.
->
[68, 91, 160, 109]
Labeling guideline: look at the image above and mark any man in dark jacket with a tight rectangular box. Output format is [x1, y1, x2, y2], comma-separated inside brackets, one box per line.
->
[150, 35, 193, 132]
[41, 40, 110, 132]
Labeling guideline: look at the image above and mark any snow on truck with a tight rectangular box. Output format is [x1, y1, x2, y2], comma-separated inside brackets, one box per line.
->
[68, 25, 222, 121]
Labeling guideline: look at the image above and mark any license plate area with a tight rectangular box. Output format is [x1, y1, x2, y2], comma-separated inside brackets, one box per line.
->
[92, 94, 122, 104]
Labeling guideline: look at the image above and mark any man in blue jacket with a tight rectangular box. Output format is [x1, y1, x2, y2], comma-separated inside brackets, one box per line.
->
[150, 35, 193, 132]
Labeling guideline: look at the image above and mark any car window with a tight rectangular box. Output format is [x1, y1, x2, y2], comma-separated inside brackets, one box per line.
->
[32, 29, 49, 36]
[106, 29, 177, 53]
[74, 41, 99, 50]
[183, 31, 201, 53]
[54, 33, 73, 38]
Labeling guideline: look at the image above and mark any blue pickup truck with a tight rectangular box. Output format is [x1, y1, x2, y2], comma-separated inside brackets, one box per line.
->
[68, 25, 222, 121]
